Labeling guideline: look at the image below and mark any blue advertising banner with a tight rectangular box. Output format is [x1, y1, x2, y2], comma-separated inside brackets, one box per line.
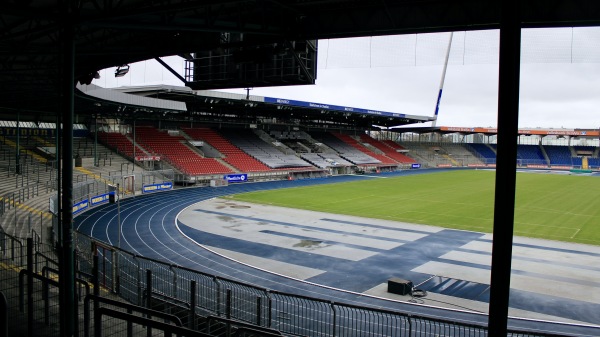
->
[224, 173, 248, 183]
[264, 97, 405, 119]
[411, 163, 421, 169]
[90, 192, 112, 206]
[142, 182, 173, 193]
[73, 199, 89, 215]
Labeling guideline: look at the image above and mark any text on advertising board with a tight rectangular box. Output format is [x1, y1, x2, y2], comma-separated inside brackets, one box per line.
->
[224, 174, 248, 183]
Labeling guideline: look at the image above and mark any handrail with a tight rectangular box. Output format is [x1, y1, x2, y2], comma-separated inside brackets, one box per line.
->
[84, 294, 183, 337]
[34, 251, 59, 273]
[86, 229, 590, 337]
[94, 307, 211, 337]
[41, 266, 91, 300]
[206, 315, 283, 336]
[0, 291, 7, 337]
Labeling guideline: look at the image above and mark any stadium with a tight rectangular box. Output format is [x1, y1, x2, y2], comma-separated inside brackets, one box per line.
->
[2, 2, 600, 337]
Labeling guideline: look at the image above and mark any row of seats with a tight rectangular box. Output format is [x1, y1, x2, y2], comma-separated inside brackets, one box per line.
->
[220, 129, 313, 169]
[333, 133, 397, 164]
[312, 131, 381, 165]
[181, 127, 272, 172]
[360, 135, 417, 164]
[98, 132, 146, 158]
[99, 127, 423, 176]
[469, 143, 600, 167]
[134, 126, 234, 175]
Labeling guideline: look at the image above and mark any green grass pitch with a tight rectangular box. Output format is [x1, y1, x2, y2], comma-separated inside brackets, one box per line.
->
[224, 169, 600, 246]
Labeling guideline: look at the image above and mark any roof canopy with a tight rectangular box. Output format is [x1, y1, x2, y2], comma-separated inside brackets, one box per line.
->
[2, 1, 600, 122]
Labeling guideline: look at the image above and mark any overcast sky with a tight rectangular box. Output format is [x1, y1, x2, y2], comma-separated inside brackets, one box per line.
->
[98, 28, 600, 130]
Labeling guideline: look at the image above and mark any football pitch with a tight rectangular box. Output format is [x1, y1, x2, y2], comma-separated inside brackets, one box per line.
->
[225, 169, 600, 246]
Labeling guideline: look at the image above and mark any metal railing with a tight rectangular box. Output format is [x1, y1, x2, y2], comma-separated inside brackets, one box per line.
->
[1, 198, 595, 337]
[0, 291, 7, 337]
[0, 184, 40, 217]
[0, 220, 590, 337]
[72, 232, 576, 337]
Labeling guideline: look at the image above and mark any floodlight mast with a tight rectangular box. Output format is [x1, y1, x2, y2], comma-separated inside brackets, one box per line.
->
[432, 32, 453, 127]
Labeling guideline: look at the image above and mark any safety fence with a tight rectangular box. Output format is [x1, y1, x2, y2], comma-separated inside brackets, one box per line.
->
[0, 226, 587, 337]
[0, 184, 41, 217]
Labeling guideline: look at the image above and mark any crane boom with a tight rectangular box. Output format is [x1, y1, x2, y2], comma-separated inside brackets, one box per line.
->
[432, 32, 454, 127]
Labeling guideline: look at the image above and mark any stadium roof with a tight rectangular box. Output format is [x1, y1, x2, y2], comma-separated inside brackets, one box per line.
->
[92, 84, 434, 129]
[77, 84, 187, 112]
[393, 126, 600, 137]
[2, 1, 600, 121]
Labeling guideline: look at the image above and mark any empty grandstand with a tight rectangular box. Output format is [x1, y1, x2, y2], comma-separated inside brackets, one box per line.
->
[2, 116, 600, 337]
[3, 2, 600, 337]
[2, 88, 600, 336]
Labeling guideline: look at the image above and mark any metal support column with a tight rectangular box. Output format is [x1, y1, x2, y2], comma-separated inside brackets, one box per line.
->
[16, 112, 21, 175]
[132, 119, 136, 173]
[94, 116, 98, 167]
[488, 1, 521, 336]
[58, 9, 76, 337]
